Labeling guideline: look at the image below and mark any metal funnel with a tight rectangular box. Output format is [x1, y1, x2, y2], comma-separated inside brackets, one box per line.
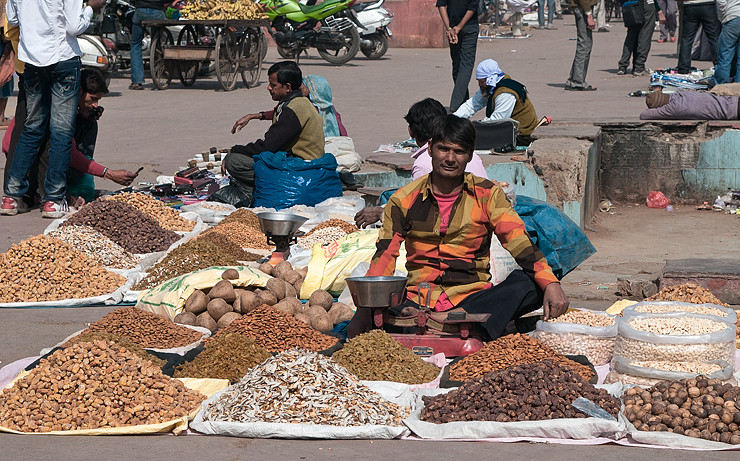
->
[345, 276, 408, 308]
[257, 212, 309, 237]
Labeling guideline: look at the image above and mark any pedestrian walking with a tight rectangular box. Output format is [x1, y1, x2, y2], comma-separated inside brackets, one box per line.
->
[565, 0, 598, 90]
[437, 0, 479, 111]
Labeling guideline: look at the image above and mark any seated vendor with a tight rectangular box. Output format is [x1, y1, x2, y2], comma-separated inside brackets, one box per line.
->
[226, 61, 325, 196]
[453, 59, 538, 146]
[640, 90, 740, 120]
[347, 114, 569, 340]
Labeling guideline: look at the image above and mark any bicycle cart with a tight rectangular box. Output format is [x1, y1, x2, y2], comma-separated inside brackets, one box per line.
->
[143, 19, 269, 91]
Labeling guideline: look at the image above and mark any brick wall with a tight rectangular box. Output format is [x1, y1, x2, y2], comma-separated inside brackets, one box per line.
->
[385, 0, 447, 48]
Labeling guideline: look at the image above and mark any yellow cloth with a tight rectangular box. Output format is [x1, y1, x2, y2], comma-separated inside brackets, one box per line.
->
[605, 299, 638, 315]
[3, 21, 23, 74]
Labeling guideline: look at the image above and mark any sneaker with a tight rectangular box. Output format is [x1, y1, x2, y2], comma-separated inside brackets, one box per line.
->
[670, 36, 676, 42]
[632, 69, 652, 77]
[617, 69, 626, 75]
[41, 199, 76, 219]
[0, 196, 30, 216]
[658, 38, 666, 43]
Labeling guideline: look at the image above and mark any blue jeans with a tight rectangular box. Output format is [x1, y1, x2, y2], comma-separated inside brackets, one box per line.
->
[4, 57, 80, 203]
[538, 0, 555, 26]
[131, 8, 166, 85]
[715, 17, 740, 84]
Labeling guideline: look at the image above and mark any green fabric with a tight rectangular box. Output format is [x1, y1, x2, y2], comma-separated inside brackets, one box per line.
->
[67, 173, 96, 203]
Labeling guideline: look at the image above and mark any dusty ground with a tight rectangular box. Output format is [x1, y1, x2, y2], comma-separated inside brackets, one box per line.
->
[0, 17, 738, 459]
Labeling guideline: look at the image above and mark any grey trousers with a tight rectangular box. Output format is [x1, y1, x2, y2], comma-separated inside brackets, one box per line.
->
[618, 1, 656, 72]
[448, 26, 478, 112]
[222, 151, 255, 191]
[566, 8, 593, 88]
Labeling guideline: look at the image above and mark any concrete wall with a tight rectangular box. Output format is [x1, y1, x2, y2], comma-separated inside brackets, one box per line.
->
[385, 0, 447, 48]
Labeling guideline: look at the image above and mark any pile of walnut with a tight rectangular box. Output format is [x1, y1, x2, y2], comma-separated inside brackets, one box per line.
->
[623, 377, 740, 444]
[0, 340, 205, 432]
[174, 266, 354, 333]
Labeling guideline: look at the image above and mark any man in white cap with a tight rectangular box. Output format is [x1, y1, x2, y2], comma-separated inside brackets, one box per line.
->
[453, 59, 539, 146]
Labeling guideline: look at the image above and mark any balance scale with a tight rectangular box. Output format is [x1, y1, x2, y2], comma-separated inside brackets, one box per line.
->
[345, 276, 490, 357]
[257, 212, 308, 264]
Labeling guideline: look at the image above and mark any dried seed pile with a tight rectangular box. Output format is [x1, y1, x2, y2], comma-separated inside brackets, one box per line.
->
[86, 307, 203, 349]
[203, 222, 273, 250]
[633, 303, 730, 318]
[64, 331, 166, 368]
[0, 235, 126, 303]
[448, 333, 595, 382]
[201, 349, 409, 426]
[303, 219, 358, 236]
[629, 361, 725, 375]
[47, 225, 139, 269]
[421, 360, 620, 423]
[133, 239, 239, 290]
[333, 330, 440, 384]
[0, 340, 205, 432]
[174, 333, 271, 382]
[623, 377, 740, 444]
[103, 192, 195, 231]
[218, 208, 261, 230]
[63, 200, 179, 254]
[627, 317, 730, 335]
[647, 283, 729, 307]
[298, 227, 348, 249]
[546, 309, 616, 327]
[193, 231, 261, 261]
[207, 304, 338, 352]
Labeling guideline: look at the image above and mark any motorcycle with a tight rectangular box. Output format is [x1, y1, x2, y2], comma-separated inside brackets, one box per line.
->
[352, 0, 392, 59]
[259, 0, 363, 65]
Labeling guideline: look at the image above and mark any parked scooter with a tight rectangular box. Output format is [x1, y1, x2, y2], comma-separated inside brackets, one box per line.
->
[79, 2, 119, 85]
[259, 0, 363, 65]
[352, 0, 392, 59]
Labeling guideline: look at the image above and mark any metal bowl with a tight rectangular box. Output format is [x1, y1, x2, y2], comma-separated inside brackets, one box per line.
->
[345, 276, 408, 308]
[257, 212, 309, 237]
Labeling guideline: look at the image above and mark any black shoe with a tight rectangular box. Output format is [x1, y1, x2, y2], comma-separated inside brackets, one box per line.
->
[339, 171, 364, 191]
[129, 83, 144, 90]
[564, 85, 597, 91]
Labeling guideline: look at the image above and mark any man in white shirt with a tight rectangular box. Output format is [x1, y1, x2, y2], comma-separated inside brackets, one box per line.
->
[454, 59, 539, 146]
[1, 0, 105, 218]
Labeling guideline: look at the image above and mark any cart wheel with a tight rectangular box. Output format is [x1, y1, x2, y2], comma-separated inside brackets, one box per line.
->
[216, 28, 240, 91]
[239, 29, 263, 88]
[150, 28, 174, 90]
[177, 25, 199, 87]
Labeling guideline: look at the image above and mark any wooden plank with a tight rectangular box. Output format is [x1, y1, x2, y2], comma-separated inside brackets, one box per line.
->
[163, 46, 215, 61]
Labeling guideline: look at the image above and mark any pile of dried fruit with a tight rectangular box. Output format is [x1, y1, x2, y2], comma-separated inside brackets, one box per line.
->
[63, 200, 179, 254]
[647, 283, 729, 307]
[103, 192, 195, 231]
[333, 330, 440, 384]
[0, 340, 205, 432]
[421, 360, 620, 423]
[174, 333, 271, 382]
[448, 333, 595, 382]
[0, 235, 126, 303]
[64, 331, 166, 368]
[201, 350, 409, 426]
[202, 222, 273, 250]
[47, 225, 139, 269]
[206, 304, 338, 352]
[194, 232, 260, 261]
[218, 208, 261, 230]
[86, 307, 203, 349]
[623, 377, 740, 444]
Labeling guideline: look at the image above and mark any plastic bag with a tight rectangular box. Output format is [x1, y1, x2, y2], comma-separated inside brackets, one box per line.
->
[325, 136, 362, 172]
[611, 355, 735, 381]
[646, 190, 670, 208]
[253, 152, 343, 210]
[614, 312, 736, 363]
[490, 238, 520, 286]
[210, 184, 254, 208]
[529, 311, 618, 366]
[180, 201, 236, 224]
[513, 196, 596, 279]
[313, 195, 365, 221]
[621, 300, 737, 325]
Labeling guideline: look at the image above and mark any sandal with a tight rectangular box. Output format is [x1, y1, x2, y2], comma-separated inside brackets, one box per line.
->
[564, 85, 597, 91]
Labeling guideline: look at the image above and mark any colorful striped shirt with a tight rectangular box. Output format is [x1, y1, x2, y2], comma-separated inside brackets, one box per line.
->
[367, 173, 558, 310]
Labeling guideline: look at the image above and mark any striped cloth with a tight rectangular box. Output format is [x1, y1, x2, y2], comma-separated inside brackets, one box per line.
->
[367, 173, 558, 310]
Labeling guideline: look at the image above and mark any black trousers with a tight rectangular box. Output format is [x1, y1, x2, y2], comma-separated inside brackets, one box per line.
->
[618, 2, 656, 73]
[448, 26, 478, 112]
[677, 3, 721, 74]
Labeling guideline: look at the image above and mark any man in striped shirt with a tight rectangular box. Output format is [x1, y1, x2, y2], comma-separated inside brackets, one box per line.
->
[348, 115, 569, 340]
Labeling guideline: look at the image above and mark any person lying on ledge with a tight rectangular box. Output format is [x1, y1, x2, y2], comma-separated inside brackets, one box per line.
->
[347, 114, 569, 341]
[640, 89, 740, 120]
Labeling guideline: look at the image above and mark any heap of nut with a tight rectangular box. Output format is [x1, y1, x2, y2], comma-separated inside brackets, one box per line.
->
[103, 192, 195, 232]
[531, 309, 617, 366]
[333, 330, 441, 384]
[201, 350, 409, 426]
[47, 225, 139, 269]
[0, 235, 126, 303]
[174, 333, 271, 382]
[64, 330, 166, 368]
[0, 340, 205, 432]
[85, 307, 204, 349]
[623, 377, 740, 444]
[203, 221, 273, 250]
[647, 283, 729, 307]
[449, 333, 596, 382]
[631, 303, 731, 318]
[298, 219, 359, 249]
[421, 360, 621, 423]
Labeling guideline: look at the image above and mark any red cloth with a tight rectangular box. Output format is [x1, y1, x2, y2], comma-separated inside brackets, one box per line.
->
[2, 118, 106, 177]
[433, 190, 459, 234]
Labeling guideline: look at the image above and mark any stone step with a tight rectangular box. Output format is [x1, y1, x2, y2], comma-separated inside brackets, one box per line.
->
[660, 258, 740, 305]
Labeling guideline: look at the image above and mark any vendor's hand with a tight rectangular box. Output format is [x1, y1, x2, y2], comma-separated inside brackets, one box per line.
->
[586, 14, 596, 30]
[104, 169, 138, 186]
[658, 11, 666, 24]
[355, 206, 383, 228]
[542, 282, 569, 321]
[231, 113, 261, 134]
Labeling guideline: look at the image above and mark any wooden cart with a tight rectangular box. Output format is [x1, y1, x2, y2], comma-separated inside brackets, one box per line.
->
[142, 19, 270, 91]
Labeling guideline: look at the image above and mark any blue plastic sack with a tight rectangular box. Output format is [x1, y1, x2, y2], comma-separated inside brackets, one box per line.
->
[514, 196, 596, 280]
[253, 151, 343, 209]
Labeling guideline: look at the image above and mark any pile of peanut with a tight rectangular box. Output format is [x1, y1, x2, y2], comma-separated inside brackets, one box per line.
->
[546, 309, 616, 327]
[103, 192, 195, 232]
[218, 208, 261, 230]
[647, 283, 729, 307]
[0, 235, 126, 303]
[47, 225, 139, 269]
[633, 303, 730, 318]
[202, 221, 273, 250]
[0, 340, 205, 432]
[86, 307, 204, 349]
